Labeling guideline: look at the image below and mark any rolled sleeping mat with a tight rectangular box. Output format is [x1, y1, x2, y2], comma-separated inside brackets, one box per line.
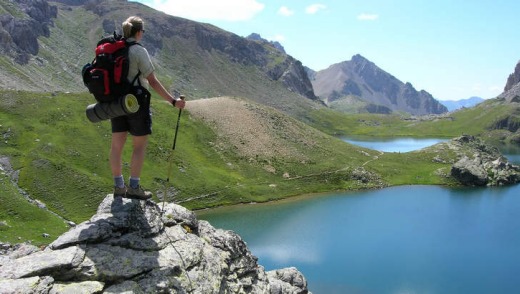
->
[86, 94, 140, 123]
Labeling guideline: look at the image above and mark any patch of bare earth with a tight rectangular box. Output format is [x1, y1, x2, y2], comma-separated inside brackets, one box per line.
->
[187, 97, 319, 161]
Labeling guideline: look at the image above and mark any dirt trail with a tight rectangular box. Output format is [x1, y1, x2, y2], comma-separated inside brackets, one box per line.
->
[362, 150, 384, 166]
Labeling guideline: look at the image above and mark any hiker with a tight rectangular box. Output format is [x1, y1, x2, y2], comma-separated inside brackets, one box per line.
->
[111, 16, 185, 199]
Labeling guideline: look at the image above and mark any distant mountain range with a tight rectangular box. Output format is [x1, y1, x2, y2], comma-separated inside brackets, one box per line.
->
[309, 54, 448, 115]
[441, 96, 485, 111]
[1, 0, 517, 117]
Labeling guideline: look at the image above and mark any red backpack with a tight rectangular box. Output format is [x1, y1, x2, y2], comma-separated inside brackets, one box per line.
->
[82, 32, 140, 103]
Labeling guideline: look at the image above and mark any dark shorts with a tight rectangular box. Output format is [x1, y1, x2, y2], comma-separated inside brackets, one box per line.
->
[111, 87, 152, 136]
[111, 110, 152, 136]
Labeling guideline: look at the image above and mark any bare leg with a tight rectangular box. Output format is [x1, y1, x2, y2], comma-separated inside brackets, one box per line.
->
[110, 132, 128, 177]
[125, 135, 152, 199]
[130, 135, 148, 179]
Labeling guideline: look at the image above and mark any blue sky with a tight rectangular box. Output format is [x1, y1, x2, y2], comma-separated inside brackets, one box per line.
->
[134, 0, 519, 101]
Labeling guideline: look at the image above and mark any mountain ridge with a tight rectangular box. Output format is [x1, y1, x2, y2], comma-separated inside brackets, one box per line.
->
[441, 96, 485, 111]
[500, 60, 520, 103]
[0, 0, 321, 116]
[311, 54, 449, 115]
[1, 0, 462, 118]
[246, 33, 286, 53]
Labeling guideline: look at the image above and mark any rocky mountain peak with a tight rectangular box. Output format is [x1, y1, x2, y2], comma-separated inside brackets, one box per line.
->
[0, 195, 311, 293]
[500, 60, 520, 103]
[247, 33, 286, 53]
[312, 54, 448, 115]
[504, 60, 520, 92]
[350, 53, 370, 65]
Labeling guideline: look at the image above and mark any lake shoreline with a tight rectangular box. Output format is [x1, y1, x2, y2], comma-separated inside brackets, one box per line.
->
[197, 136, 520, 214]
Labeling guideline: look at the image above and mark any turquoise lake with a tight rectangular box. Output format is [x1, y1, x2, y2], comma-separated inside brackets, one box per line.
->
[341, 136, 449, 153]
[198, 139, 520, 294]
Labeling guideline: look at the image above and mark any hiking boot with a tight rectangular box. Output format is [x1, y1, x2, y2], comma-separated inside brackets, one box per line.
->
[126, 185, 152, 200]
[113, 186, 127, 197]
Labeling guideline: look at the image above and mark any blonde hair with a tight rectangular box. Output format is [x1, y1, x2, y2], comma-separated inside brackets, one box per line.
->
[122, 16, 144, 38]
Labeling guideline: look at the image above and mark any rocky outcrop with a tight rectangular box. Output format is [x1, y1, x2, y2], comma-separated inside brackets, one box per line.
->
[0, 0, 57, 64]
[271, 57, 319, 102]
[449, 135, 520, 186]
[0, 195, 311, 294]
[247, 33, 286, 54]
[311, 54, 448, 115]
[504, 61, 520, 93]
[183, 24, 318, 102]
[499, 60, 520, 103]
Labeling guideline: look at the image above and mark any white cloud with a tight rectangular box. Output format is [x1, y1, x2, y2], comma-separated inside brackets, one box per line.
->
[305, 3, 326, 15]
[278, 6, 294, 17]
[147, 0, 265, 21]
[357, 13, 379, 21]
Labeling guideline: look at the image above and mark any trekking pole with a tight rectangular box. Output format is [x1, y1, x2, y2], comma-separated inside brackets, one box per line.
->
[162, 95, 185, 212]
[171, 96, 184, 151]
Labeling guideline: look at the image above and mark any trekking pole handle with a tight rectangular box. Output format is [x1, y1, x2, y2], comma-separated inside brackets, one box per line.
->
[172, 94, 185, 107]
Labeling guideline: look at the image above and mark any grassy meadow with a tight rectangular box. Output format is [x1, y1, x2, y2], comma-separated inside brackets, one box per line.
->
[0, 90, 518, 245]
[307, 98, 518, 138]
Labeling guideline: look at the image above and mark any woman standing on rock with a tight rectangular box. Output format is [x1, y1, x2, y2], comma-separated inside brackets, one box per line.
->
[111, 16, 185, 199]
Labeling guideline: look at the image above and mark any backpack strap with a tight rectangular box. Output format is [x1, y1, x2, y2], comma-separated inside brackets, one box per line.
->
[124, 39, 143, 86]
[124, 39, 142, 48]
[130, 71, 141, 86]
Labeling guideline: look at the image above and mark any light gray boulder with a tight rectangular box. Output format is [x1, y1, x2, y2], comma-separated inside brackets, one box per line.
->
[451, 155, 489, 186]
[267, 267, 309, 294]
[0, 195, 311, 294]
[0, 276, 53, 294]
[449, 135, 520, 186]
[49, 281, 104, 294]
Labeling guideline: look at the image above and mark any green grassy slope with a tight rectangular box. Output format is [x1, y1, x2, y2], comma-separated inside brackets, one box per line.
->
[0, 168, 68, 245]
[0, 89, 466, 244]
[306, 98, 520, 139]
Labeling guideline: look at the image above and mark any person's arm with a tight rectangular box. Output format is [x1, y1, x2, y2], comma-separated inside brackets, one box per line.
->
[146, 72, 185, 109]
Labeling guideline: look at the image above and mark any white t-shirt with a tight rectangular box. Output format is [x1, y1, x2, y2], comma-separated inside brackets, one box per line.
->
[126, 38, 154, 89]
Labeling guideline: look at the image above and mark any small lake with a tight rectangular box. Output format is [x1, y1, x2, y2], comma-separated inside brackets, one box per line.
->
[197, 138, 520, 294]
[342, 136, 520, 164]
[342, 136, 449, 153]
